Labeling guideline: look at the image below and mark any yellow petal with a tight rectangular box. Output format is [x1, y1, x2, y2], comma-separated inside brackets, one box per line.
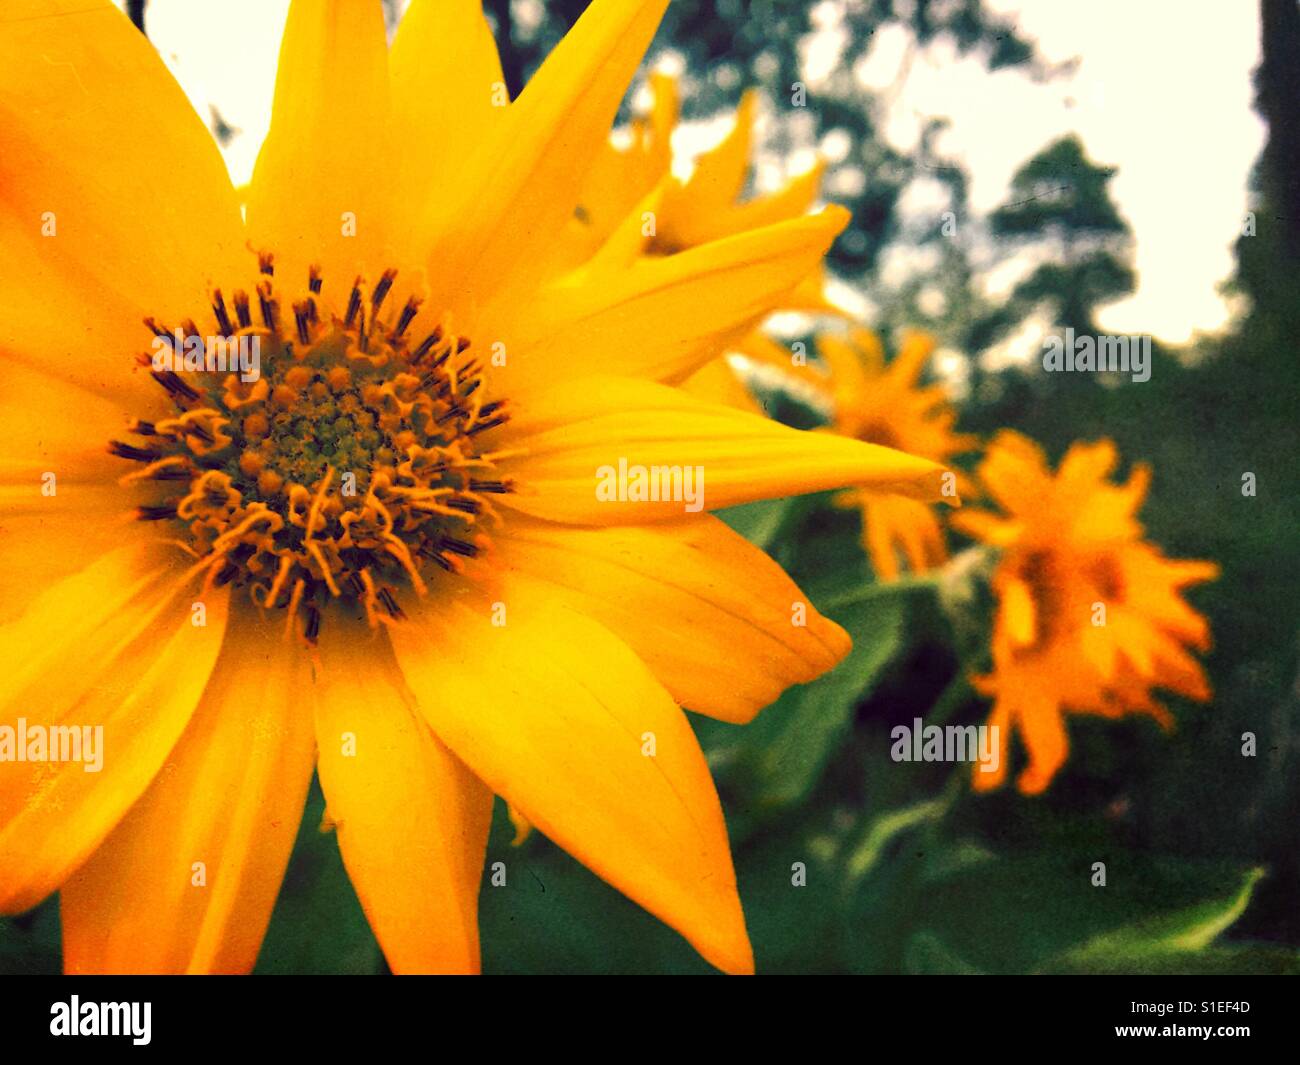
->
[494, 376, 948, 524]
[0, 543, 228, 913]
[314, 614, 493, 975]
[0, 358, 138, 487]
[949, 507, 1020, 547]
[490, 208, 849, 394]
[786, 266, 844, 314]
[977, 431, 1054, 516]
[418, 0, 670, 313]
[863, 499, 901, 581]
[387, 0, 505, 265]
[971, 700, 1010, 792]
[647, 71, 681, 147]
[860, 493, 947, 579]
[0, 359, 146, 622]
[892, 331, 937, 384]
[668, 160, 827, 248]
[715, 162, 826, 235]
[0, 488, 136, 626]
[388, 592, 754, 974]
[0, 0, 245, 404]
[245, 0, 392, 288]
[1002, 576, 1039, 648]
[658, 90, 758, 243]
[60, 603, 314, 973]
[818, 332, 873, 399]
[681, 356, 765, 415]
[495, 515, 850, 723]
[1015, 690, 1069, 795]
[507, 804, 533, 846]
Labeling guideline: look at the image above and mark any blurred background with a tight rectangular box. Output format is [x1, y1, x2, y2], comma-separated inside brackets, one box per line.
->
[2, 0, 1295, 974]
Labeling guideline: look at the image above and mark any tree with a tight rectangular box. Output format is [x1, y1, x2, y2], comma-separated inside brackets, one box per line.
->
[988, 135, 1134, 335]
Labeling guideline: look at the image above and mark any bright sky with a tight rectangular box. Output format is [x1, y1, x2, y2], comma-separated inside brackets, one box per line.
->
[118, 0, 1264, 347]
[847, 0, 1266, 343]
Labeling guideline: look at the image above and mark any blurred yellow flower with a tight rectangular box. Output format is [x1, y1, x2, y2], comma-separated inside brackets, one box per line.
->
[954, 431, 1218, 794]
[559, 71, 837, 412]
[821, 329, 977, 581]
[0, 0, 948, 975]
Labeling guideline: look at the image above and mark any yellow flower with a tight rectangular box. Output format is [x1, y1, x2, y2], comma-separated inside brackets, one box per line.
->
[570, 74, 829, 270]
[821, 328, 977, 580]
[558, 72, 837, 412]
[953, 432, 1218, 795]
[0, 0, 946, 974]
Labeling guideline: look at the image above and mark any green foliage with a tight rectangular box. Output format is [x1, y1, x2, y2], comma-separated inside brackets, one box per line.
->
[254, 779, 382, 975]
[0, 895, 59, 976]
[989, 136, 1128, 240]
[985, 135, 1136, 335]
[722, 587, 910, 811]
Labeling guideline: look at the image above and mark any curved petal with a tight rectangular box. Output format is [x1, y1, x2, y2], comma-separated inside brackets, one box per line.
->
[489, 208, 849, 394]
[862, 498, 901, 582]
[1015, 690, 1069, 795]
[657, 91, 758, 238]
[388, 591, 754, 974]
[314, 614, 493, 975]
[971, 700, 1010, 792]
[861, 495, 947, 579]
[60, 602, 315, 974]
[494, 515, 849, 723]
[493, 376, 949, 524]
[711, 162, 826, 238]
[245, 0, 393, 289]
[418, 0, 670, 315]
[0, 0, 246, 403]
[0, 542, 229, 913]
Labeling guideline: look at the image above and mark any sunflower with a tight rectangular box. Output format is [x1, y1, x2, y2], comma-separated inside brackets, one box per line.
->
[953, 432, 1218, 795]
[818, 328, 976, 581]
[0, 0, 948, 974]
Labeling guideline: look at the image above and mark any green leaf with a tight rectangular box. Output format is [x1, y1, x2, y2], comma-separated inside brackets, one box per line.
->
[742, 588, 909, 809]
[898, 851, 1275, 975]
[478, 801, 709, 974]
[1046, 945, 1300, 976]
[843, 794, 953, 886]
[715, 497, 796, 551]
[0, 897, 61, 975]
[904, 931, 984, 974]
[1046, 866, 1268, 971]
[254, 776, 383, 975]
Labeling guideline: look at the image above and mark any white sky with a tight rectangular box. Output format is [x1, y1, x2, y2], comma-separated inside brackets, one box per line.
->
[850, 0, 1265, 343]
[118, 0, 1264, 347]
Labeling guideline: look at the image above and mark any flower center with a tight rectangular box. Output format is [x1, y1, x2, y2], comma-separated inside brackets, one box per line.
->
[852, 418, 901, 451]
[1012, 548, 1061, 651]
[111, 256, 513, 643]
